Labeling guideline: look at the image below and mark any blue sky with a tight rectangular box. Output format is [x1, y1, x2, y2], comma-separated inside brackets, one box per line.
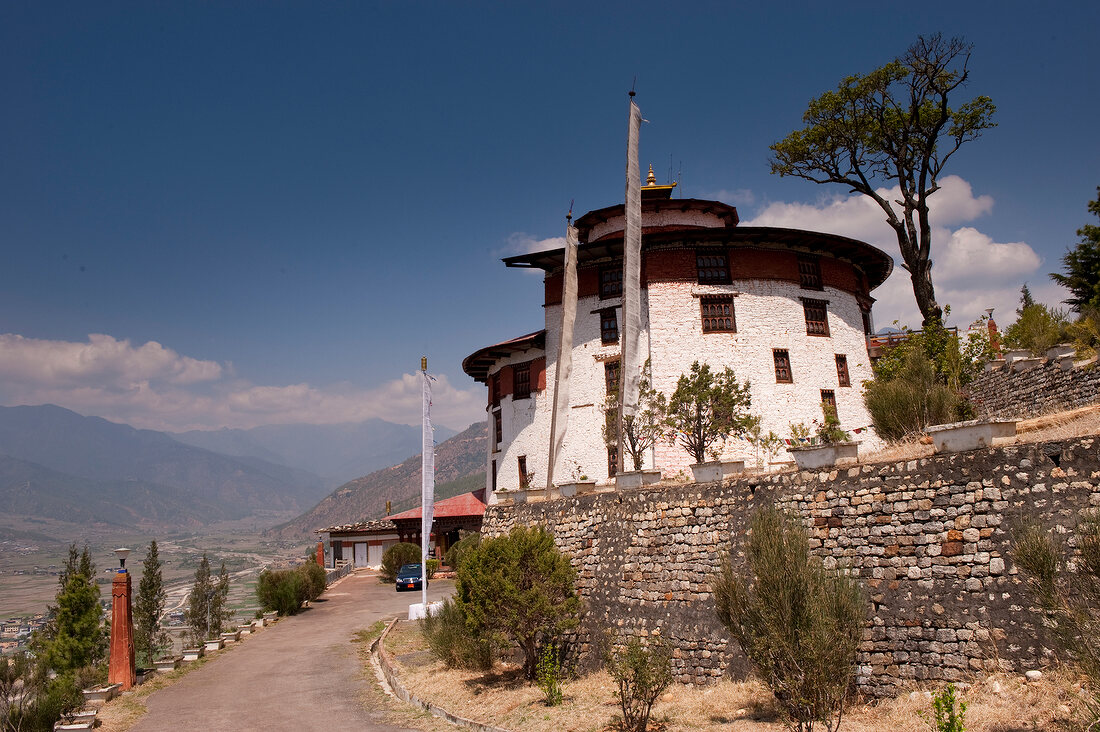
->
[1, 2, 1097, 432]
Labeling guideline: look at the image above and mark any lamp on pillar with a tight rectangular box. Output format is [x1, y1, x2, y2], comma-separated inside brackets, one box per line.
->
[108, 548, 136, 690]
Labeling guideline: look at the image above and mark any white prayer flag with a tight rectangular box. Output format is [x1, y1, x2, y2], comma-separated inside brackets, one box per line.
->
[546, 222, 579, 489]
[621, 99, 643, 418]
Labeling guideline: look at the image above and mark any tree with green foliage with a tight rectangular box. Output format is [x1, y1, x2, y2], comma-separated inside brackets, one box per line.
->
[771, 34, 996, 326]
[455, 526, 580, 679]
[184, 553, 229, 645]
[134, 540, 169, 666]
[39, 547, 104, 677]
[1003, 287, 1070, 355]
[380, 542, 422, 583]
[0, 651, 83, 732]
[1051, 187, 1100, 312]
[864, 346, 961, 440]
[603, 360, 667, 471]
[444, 532, 480, 570]
[714, 506, 867, 732]
[663, 361, 753, 464]
[604, 633, 673, 732]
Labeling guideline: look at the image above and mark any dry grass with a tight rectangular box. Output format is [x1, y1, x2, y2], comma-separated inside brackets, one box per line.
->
[857, 403, 1100, 467]
[386, 621, 1094, 731]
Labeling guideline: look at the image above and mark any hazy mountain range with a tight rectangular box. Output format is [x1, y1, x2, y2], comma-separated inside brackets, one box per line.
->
[171, 419, 456, 486]
[272, 421, 487, 539]
[0, 404, 471, 533]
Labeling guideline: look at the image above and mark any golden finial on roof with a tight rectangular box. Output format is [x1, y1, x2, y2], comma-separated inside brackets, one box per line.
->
[646, 164, 657, 186]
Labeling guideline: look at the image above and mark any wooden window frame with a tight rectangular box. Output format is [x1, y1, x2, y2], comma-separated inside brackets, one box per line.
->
[517, 456, 529, 490]
[821, 389, 837, 420]
[773, 349, 793, 383]
[490, 372, 501, 408]
[513, 362, 531, 400]
[607, 445, 618, 478]
[696, 249, 731, 285]
[492, 410, 502, 451]
[490, 459, 497, 492]
[600, 308, 619, 345]
[802, 298, 830, 337]
[605, 360, 621, 396]
[700, 295, 736, 333]
[599, 263, 623, 300]
[798, 255, 823, 290]
[835, 354, 850, 387]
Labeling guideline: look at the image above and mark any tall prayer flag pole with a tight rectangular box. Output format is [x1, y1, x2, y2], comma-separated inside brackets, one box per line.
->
[546, 211, 579, 489]
[618, 92, 643, 472]
[420, 356, 434, 608]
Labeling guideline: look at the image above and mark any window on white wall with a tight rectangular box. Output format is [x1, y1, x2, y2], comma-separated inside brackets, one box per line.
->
[802, 298, 830, 336]
[700, 295, 736, 333]
[773, 349, 793, 383]
[835, 354, 850, 387]
[600, 308, 619, 345]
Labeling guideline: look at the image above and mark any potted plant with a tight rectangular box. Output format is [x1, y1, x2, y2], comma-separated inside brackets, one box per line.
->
[605, 360, 666, 488]
[555, 463, 595, 497]
[745, 418, 783, 473]
[788, 404, 860, 469]
[662, 361, 753, 483]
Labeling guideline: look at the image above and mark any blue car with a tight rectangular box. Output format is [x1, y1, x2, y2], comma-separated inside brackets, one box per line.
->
[395, 563, 425, 592]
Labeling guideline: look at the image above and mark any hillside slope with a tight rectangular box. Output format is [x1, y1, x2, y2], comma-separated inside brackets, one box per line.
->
[272, 421, 487, 538]
[0, 404, 327, 522]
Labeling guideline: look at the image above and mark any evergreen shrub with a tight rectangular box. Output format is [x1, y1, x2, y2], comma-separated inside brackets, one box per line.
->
[381, 542, 422, 583]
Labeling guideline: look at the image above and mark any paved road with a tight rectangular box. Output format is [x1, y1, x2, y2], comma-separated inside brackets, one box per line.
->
[130, 571, 453, 732]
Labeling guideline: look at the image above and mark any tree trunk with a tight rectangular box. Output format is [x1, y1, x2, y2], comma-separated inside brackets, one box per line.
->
[909, 259, 942, 327]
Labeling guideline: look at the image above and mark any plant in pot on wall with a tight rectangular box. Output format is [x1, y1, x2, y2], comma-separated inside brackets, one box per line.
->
[788, 403, 860, 470]
[663, 361, 753, 483]
[604, 360, 667, 488]
[746, 419, 784, 472]
[555, 462, 594, 497]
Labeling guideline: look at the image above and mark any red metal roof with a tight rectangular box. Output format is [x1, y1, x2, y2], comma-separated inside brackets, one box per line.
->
[385, 490, 487, 521]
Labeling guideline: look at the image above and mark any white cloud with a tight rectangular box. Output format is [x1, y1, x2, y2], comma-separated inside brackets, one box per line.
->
[505, 232, 565, 255]
[742, 175, 1057, 329]
[0, 333, 484, 432]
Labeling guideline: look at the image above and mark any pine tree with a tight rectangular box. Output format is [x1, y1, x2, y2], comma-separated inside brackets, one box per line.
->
[40, 546, 104, 675]
[185, 553, 215, 646]
[213, 561, 231, 634]
[134, 540, 169, 665]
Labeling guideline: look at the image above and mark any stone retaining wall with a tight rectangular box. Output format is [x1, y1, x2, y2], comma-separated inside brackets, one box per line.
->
[968, 357, 1100, 419]
[482, 437, 1100, 697]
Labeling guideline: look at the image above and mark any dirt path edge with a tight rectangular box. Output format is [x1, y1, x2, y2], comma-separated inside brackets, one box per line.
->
[372, 619, 512, 732]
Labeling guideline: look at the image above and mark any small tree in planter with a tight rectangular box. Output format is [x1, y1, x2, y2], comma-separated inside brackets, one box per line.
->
[603, 360, 667, 471]
[746, 418, 784, 470]
[663, 361, 753, 464]
[134, 540, 170, 666]
[816, 402, 851, 444]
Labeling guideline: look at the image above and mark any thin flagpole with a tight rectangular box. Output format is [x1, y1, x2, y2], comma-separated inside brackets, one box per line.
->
[420, 356, 434, 608]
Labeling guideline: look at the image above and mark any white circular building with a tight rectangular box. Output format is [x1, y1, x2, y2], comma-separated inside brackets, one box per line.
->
[463, 177, 893, 502]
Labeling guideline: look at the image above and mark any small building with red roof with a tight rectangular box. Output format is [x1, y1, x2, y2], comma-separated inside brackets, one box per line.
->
[317, 489, 486, 569]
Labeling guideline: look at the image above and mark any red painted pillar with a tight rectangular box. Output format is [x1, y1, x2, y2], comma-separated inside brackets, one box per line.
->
[315, 541, 324, 567]
[108, 570, 136, 690]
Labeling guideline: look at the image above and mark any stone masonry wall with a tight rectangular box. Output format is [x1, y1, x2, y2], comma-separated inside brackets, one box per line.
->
[482, 437, 1100, 697]
[968, 358, 1100, 419]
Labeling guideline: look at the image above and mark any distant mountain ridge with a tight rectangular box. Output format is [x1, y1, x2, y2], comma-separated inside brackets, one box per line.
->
[272, 421, 487, 539]
[0, 404, 328, 526]
[171, 419, 457, 486]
